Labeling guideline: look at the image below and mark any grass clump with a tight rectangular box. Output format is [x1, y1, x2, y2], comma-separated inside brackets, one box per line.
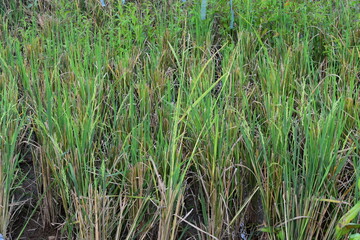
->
[0, 0, 359, 239]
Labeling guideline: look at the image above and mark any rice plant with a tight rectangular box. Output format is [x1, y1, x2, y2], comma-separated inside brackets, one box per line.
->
[0, 0, 359, 239]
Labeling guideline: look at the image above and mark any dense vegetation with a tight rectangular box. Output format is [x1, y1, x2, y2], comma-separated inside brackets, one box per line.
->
[1, 0, 359, 239]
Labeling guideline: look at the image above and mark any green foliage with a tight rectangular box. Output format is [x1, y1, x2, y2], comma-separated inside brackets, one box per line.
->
[336, 179, 360, 239]
[0, 0, 359, 239]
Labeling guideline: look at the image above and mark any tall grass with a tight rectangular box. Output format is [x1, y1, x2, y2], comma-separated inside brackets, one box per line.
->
[1, 0, 359, 239]
[0, 40, 25, 238]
